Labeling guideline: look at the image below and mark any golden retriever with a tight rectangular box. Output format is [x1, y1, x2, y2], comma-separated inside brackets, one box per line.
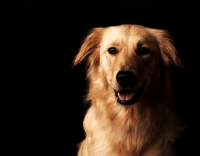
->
[73, 24, 186, 156]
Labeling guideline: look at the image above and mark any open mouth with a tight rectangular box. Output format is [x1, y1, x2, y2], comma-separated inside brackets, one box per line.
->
[114, 82, 146, 105]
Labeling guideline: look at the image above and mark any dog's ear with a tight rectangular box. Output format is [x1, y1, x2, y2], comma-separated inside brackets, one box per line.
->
[72, 28, 103, 67]
[153, 29, 185, 69]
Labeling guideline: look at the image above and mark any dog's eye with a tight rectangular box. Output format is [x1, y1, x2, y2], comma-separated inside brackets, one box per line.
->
[108, 47, 117, 54]
[136, 47, 150, 55]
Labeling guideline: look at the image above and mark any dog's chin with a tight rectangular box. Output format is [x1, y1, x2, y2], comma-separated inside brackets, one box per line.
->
[114, 82, 146, 106]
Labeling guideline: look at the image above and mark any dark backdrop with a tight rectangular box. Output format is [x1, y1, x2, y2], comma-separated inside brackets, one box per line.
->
[2, 0, 199, 155]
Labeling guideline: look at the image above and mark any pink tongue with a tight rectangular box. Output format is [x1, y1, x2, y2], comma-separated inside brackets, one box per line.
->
[118, 92, 134, 101]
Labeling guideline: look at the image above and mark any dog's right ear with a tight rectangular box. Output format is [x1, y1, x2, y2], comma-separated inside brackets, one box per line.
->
[72, 28, 103, 67]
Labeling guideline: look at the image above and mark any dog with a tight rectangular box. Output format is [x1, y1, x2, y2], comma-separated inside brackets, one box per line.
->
[73, 24, 186, 156]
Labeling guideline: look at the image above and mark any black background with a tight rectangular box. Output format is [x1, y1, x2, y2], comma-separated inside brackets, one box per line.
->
[2, 0, 199, 155]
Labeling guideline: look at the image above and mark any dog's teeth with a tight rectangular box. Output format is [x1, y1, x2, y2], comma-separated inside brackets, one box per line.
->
[118, 92, 134, 101]
[118, 93, 124, 100]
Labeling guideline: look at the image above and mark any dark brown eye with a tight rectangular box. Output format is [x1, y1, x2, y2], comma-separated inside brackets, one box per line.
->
[136, 47, 150, 55]
[108, 47, 117, 54]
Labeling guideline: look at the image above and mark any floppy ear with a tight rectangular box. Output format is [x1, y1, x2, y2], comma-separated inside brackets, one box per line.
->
[153, 29, 185, 69]
[72, 28, 103, 67]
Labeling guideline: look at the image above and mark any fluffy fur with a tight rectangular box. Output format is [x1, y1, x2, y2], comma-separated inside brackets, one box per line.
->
[73, 24, 185, 156]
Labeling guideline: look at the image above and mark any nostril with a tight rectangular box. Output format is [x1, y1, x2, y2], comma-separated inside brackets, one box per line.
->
[116, 71, 135, 86]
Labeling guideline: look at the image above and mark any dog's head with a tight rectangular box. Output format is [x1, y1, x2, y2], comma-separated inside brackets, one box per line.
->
[73, 24, 184, 105]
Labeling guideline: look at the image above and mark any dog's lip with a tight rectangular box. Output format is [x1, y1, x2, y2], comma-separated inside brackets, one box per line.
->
[114, 82, 146, 105]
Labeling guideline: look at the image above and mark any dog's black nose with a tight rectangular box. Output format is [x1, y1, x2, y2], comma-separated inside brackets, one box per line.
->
[116, 71, 135, 86]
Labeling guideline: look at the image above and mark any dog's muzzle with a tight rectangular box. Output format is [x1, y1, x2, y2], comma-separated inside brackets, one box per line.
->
[114, 71, 146, 105]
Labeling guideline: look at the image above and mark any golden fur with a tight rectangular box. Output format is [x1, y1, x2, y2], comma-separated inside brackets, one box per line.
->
[73, 24, 185, 156]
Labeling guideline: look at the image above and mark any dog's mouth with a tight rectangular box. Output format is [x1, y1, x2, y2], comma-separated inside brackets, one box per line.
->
[114, 82, 146, 105]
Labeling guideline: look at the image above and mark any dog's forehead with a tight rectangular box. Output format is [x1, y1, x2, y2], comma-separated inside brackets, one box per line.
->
[100, 25, 151, 49]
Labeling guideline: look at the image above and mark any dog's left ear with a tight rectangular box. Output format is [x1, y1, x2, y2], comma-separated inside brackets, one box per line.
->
[153, 29, 185, 69]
